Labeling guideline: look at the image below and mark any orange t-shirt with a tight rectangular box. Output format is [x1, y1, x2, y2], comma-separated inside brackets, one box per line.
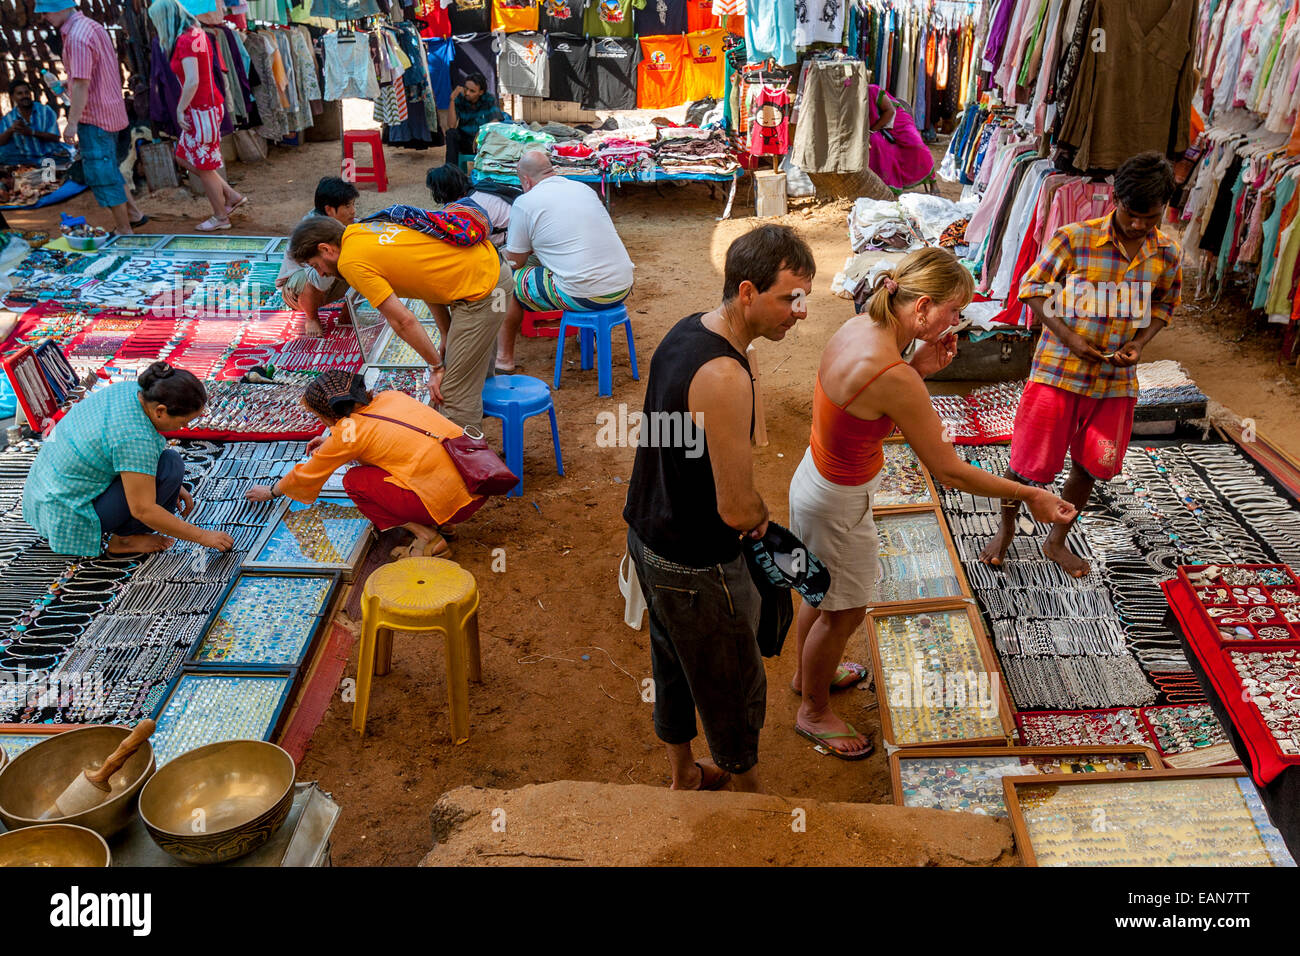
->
[638, 35, 689, 110]
[686, 0, 740, 32]
[492, 0, 539, 32]
[684, 29, 725, 101]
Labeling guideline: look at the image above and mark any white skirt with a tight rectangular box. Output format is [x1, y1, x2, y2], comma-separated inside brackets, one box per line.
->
[787, 447, 881, 612]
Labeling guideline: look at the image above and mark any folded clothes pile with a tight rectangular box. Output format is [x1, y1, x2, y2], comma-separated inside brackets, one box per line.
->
[593, 139, 656, 180]
[473, 123, 556, 186]
[847, 198, 926, 253]
[654, 128, 739, 175]
[548, 141, 598, 177]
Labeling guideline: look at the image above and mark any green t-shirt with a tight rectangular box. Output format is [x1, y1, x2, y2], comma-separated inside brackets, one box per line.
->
[583, 0, 646, 37]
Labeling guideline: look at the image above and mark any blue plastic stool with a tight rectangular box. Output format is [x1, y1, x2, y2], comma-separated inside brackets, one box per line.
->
[552, 305, 639, 397]
[481, 374, 563, 498]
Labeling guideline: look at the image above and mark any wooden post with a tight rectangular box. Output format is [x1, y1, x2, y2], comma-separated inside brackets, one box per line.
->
[747, 343, 769, 447]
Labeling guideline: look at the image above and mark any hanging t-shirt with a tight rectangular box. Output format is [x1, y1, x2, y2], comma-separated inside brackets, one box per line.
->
[498, 31, 549, 96]
[426, 36, 456, 108]
[685, 0, 737, 32]
[637, 35, 688, 109]
[547, 34, 589, 102]
[682, 28, 725, 101]
[492, 0, 539, 32]
[794, 0, 843, 48]
[538, 0, 583, 33]
[745, 0, 796, 65]
[583, 0, 647, 38]
[749, 84, 789, 155]
[412, 0, 452, 37]
[447, 0, 491, 34]
[584, 36, 640, 110]
[635, 0, 687, 36]
[452, 32, 500, 94]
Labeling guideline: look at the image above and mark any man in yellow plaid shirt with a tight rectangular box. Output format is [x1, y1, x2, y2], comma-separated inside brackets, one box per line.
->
[981, 152, 1182, 577]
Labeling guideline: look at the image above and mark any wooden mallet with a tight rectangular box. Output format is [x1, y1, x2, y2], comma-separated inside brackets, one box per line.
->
[42, 720, 155, 819]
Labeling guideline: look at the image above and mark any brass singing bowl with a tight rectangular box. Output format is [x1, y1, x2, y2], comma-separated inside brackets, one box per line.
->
[138, 740, 295, 865]
[0, 726, 155, 839]
[0, 823, 111, 867]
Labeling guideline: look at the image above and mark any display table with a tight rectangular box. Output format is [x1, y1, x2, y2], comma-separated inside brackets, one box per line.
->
[1164, 578, 1300, 860]
[566, 169, 742, 217]
[0, 782, 340, 867]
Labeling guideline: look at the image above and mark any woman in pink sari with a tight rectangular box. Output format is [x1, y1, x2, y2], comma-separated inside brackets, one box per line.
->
[867, 84, 935, 189]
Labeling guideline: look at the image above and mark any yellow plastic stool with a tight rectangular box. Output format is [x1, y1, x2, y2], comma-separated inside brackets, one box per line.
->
[353, 557, 481, 744]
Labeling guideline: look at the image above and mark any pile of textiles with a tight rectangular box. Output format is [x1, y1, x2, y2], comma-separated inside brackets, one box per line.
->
[1135, 360, 1209, 408]
[583, 124, 660, 147]
[653, 127, 739, 175]
[473, 123, 556, 185]
[897, 192, 979, 245]
[847, 198, 925, 253]
[594, 139, 656, 179]
[548, 142, 599, 176]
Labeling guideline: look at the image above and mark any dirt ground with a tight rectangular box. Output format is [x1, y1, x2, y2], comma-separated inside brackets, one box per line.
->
[10, 135, 1300, 865]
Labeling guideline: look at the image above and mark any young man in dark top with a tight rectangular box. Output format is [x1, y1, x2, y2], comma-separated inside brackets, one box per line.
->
[624, 225, 815, 793]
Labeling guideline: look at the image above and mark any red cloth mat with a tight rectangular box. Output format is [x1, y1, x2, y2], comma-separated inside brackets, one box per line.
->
[278, 620, 358, 764]
[1164, 578, 1298, 786]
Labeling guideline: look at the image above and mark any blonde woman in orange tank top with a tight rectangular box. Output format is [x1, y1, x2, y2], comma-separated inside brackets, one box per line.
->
[787, 248, 1076, 760]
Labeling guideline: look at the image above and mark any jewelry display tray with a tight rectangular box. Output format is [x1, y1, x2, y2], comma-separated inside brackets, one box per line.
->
[243, 493, 373, 580]
[184, 569, 343, 673]
[889, 744, 1165, 816]
[148, 671, 295, 766]
[1177, 564, 1300, 645]
[1002, 767, 1296, 867]
[865, 600, 1016, 749]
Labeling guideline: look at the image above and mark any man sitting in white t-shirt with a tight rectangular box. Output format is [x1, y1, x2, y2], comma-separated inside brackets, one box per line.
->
[496, 150, 635, 373]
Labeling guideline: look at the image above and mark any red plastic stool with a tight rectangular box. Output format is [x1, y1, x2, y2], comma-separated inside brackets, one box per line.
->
[342, 130, 388, 192]
[521, 310, 575, 338]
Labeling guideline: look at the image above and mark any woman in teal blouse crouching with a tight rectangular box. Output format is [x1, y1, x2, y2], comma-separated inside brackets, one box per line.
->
[23, 362, 233, 556]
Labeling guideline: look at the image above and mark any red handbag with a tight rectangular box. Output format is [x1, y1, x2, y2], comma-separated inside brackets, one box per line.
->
[358, 413, 519, 497]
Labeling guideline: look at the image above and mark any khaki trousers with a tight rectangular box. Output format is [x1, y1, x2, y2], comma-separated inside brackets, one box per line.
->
[438, 256, 512, 428]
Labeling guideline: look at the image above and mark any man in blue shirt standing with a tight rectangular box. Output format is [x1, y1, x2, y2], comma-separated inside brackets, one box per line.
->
[0, 78, 72, 167]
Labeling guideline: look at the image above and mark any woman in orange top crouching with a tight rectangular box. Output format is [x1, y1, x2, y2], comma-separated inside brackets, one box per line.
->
[787, 248, 1076, 760]
[245, 370, 485, 558]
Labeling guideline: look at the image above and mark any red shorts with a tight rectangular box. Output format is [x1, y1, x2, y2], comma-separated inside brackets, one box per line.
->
[342, 465, 484, 530]
[1008, 382, 1137, 483]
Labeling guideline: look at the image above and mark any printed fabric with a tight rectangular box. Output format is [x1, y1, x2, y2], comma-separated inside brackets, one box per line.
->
[361, 201, 492, 247]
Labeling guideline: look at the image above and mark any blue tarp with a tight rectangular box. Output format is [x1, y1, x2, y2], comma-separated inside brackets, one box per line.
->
[0, 179, 88, 211]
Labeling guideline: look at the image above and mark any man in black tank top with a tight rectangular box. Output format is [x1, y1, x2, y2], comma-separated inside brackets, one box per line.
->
[624, 225, 815, 793]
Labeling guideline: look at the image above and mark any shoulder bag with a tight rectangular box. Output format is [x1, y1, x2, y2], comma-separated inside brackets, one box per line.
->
[357, 412, 519, 497]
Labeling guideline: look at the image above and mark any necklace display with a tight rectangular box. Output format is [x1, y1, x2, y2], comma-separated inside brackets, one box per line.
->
[1014, 775, 1294, 867]
[257, 499, 370, 567]
[874, 511, 963, 603]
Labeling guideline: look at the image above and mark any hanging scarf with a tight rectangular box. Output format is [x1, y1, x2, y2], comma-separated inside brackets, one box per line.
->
[360, 200, 491, 246]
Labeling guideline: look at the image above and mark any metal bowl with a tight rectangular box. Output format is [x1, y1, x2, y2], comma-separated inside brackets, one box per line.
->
[138, 740, 296, 865]
[0, 823, 110, 867]
[0, 725, 155, 839]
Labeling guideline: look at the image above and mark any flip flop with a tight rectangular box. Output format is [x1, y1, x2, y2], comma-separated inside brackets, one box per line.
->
[795, 722, 873, 761]
[129, 215, 149, 228]
[791, 661, 869, 695]
[226, 196, 250, 215]
[196, 216, 231, 232]
[675, 761, 730, 791]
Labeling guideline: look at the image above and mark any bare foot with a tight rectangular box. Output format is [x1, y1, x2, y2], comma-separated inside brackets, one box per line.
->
[796, 703, 871, 757]
[978, 525, 1015, 565]
[670, 761, 731, 790]
[303, 319, 324, 337]
[1043, 537, 1090, 578]
[106, 533, 174, 554]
